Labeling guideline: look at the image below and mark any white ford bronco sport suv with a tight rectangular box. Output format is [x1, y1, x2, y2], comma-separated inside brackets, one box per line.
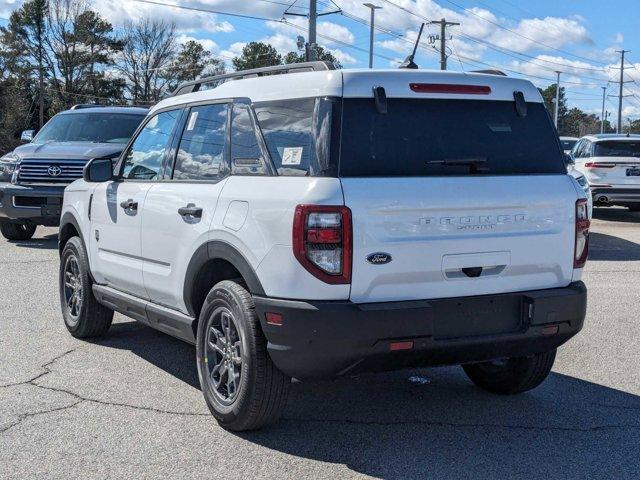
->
[58, 62, 589, 431]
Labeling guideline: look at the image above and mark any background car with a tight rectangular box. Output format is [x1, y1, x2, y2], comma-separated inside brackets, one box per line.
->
[0, 105, 147, 240]
[560, 136, 579, 154]
[571, 134, 640, 211]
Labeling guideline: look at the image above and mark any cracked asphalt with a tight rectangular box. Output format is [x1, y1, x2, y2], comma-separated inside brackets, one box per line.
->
[1, 208, 640, 479]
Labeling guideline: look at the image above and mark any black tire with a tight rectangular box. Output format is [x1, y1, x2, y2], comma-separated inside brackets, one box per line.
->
[462, 349, 556, 395]
[196, 280, 290, 431]
[59, 236, 113, 338]
[0, 222, 36, 241]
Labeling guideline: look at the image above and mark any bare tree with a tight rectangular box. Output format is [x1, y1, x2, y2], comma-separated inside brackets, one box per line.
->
[118, 19, 177, 104]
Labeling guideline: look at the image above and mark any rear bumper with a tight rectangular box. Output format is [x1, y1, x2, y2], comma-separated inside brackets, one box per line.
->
[254, 282, 587, 380]
[591, 187, 640, 205]
[0, 182, 66, 226]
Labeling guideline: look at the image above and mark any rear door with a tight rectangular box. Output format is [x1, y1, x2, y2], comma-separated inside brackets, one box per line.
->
[338, 97, 578, 303]
[140, 100, 272, 312]
[90, 109, 182, 298]
[587, 140, 640, 186]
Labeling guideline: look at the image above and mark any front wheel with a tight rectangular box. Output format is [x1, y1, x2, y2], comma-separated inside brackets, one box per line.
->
[462, 349, 556, 395]
[196, 280, 290, 431]
[0, 222, 36, 241]
[59, 236, 113, 338]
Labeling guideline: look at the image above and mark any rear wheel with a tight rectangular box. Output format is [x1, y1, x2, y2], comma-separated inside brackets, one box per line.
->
[59, 236, 113, 338]
[196, 280, 290, 431]
[462, 349, 556, 395]
[0, 222, 36, 241]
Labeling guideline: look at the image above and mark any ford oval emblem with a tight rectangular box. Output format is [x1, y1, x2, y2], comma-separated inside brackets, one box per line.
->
[367, 252, 392, 265]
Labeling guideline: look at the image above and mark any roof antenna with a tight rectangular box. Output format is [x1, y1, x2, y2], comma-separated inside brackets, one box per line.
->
[399, 23, 425, 69]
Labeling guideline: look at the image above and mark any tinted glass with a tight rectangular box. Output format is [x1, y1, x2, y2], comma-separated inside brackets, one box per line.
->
[593, 141, 640, 157]
[173, 104, 228, 180]
[122, 110, 180, 180]
[339, 99, 565, 177]
[33, 113, 145, 144]
[254, 98, 335, 176]
[230, 104, 268, 175]
[560, 139, 577, 150]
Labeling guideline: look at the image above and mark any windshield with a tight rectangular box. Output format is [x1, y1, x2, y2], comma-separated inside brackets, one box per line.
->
[339, 99, 565, 177]
[561, 139, 577, 151]
[593, 140, 640, 157]
[33, 112, 145, 144]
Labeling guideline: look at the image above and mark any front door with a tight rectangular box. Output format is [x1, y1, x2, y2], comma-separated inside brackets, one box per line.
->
[90, 108, 182, 298]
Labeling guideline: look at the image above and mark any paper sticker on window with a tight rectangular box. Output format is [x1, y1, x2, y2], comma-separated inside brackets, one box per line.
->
[282, 147, 303, 165]
[187, 111, 199, 131]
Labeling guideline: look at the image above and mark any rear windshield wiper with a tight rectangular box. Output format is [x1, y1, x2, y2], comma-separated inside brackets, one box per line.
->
[427, 157, 489, 173]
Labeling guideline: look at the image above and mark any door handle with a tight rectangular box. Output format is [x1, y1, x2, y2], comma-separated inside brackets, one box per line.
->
[120, 199, 138, 211]
[178, 204, 203, 218]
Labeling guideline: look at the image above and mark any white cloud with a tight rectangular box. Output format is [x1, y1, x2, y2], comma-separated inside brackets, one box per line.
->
[176, 34, 219, 54]
[329, 48, 357, 65]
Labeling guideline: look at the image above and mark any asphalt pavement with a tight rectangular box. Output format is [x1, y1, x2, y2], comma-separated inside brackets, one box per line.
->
[1, 208, 639, 479]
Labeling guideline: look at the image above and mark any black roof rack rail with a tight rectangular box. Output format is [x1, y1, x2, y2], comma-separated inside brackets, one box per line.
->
[170, 61, 336, 97]
[69, 104, 107, 110]
[470, 69, 507, 76]
[69, 104, 150, 110]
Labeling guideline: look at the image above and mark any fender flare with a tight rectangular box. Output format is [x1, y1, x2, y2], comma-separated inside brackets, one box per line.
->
[183, 241, 266, 317]
[58, 211, 87, 257]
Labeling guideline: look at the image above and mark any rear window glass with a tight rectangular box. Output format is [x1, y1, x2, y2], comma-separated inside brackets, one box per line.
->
[339, 99, 565, 177]
[593, 141, 640, 157]
[254, 98, 336, 176]
[561, 139, 577, 151]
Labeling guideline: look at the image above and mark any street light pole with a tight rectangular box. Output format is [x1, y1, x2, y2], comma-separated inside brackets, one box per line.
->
[363, 3, 382, 69]
[601, 86, 607, 134]
[554, 71, 561, 129]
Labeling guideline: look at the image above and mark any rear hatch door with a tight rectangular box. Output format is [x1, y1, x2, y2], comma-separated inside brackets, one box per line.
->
[338, 91, 578, 303]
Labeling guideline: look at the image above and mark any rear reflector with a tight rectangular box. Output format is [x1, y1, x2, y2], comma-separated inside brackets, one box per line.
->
[389, 341, 414, 351]
[265, 312, 283, 326]
[410, 83, 491, 95]
[540, 325, 559, 336]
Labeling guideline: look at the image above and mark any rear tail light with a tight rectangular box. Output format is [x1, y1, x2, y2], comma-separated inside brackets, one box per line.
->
[574, 199, 590, 268]
[410, 83, 491, 95]
[584, 162, 615, 168]
[293, 205, 352, 284]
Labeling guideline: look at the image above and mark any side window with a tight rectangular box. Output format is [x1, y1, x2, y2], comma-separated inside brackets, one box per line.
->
[571, 140, 582, 158]
[122, 109, 181, 180]
[583, 140, 592, 157]
[230, 104, 269, 176]
[254, 98, 335, 176]
[173, 103, 229, 181]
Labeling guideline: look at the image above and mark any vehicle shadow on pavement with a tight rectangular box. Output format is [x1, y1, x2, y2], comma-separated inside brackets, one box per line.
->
[12, 233, 58, 250]
[593, 207, 640, 223]
[589, 232, 640, 261]
[98, 320, 640, 479]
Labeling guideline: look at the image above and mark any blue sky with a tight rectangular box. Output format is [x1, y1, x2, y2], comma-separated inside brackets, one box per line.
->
[2, 0, 639, 124]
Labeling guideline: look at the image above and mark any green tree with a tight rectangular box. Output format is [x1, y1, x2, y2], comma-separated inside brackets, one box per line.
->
[283, 46, 342, 68]
[539, 84, 569, 132]
[232, 42, 281, 71]
[165, 40, 225, 92]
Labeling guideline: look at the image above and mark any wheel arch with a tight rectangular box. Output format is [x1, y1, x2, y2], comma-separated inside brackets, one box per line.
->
[184, 241, 265, 319]
[59, 212, 87, 258]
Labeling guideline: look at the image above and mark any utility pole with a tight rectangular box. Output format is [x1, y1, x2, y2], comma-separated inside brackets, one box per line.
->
[616, 50, 631, 133]
[285, 0, 340, 62]
[554, 71, 561, 128]
[601, 86, 607, 134]
[308, 0, 317, 61]
[363, 3, 382, 69]
[36, 0, 44, 129]
[427, 18, 459, 70]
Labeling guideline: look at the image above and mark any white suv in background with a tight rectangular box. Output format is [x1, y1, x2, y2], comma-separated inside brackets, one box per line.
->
[58, 63, 589, 431]
[571, 134, 640, 211]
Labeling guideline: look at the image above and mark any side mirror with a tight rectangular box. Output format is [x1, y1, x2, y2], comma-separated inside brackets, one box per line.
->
[564, 153, 575, 169]
[83, 158, 114, 183]
[20, 130, 35, 143]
